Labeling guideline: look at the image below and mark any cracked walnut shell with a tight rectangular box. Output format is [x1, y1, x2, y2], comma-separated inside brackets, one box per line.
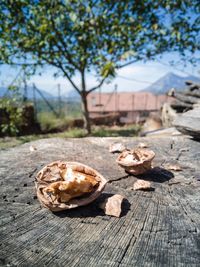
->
[35, 161, 107, 212]
[116, 148, 155, 175]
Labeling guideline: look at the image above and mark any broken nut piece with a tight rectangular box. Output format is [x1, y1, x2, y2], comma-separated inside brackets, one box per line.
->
[137, 142, 148, 148]
[164, 164, 182, 171]
[99, 194, 124, 217]
[109, 142, 126, 153]
[133, 179, 151, 191]
[43, 175, 99, 204]
[29, 145, 37, 152]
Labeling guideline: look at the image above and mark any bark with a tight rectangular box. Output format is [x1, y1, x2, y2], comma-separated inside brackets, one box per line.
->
[80, 70, 91, 135]
[81, 92, 91, 135]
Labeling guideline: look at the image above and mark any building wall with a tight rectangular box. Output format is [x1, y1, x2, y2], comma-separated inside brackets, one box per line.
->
[89, 109, 157, 124]
[88, 92, 171, 125]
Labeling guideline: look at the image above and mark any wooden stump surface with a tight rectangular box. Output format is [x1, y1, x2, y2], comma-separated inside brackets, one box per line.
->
[0, 136, 200, 266]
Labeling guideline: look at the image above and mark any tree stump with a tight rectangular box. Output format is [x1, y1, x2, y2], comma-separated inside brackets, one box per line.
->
[0, 136, 200, 266]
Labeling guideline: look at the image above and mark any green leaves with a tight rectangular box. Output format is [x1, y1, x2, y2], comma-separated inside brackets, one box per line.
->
[0, 87, 23, 136]
[101, 61, 116, 78]
[121, 50, 137, 60]
[69, 12, 77, 22]
[0, 0, 199, 88]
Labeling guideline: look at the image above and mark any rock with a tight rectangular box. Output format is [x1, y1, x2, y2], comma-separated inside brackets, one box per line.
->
[99, 194, 124, 217]
[133, 179, 151, 191]
[173, 108, 200, 139]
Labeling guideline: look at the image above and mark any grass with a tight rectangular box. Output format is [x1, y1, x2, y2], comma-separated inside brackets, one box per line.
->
[0, 124, 141, 150]
[37, 111, 85, 133]
[92, 124, 141, 137]
[38, 112, 72, 132]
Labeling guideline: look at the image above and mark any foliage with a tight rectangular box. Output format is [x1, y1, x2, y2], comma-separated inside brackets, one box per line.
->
[0, 0, 199, 133]
[92, 124, 141, 137]
[0, 86, 23, 136]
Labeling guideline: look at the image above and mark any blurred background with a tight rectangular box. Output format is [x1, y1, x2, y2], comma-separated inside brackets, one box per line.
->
[0, 0, 199, 148]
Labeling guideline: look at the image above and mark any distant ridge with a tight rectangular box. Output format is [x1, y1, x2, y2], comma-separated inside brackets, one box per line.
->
[142, 72, 200, 95]
[62, 89, 81, 102]
[0, 86, 55, 100]
[0, 86, 82, 102]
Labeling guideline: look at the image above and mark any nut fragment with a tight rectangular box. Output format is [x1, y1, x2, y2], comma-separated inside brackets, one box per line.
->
[138, 142, 148, 148]
[40, 165, 62, 182]
[43, 177, 98, 203]
[133, 179, 151, 191]
[99, 194, 124, 217]
[109, 142, 126, 153]
[164, 164, 182, 171]
[29, 145, 37, 152]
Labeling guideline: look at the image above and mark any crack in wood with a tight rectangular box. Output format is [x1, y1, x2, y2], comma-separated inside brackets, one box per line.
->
[175, 147, 190, 161]
[117, 211, 149, 266]
[167, 187, 199, 234]
[108, 175, 129, 184]
[168, 180, 193, 186]
[170, 139, 175, 150]
[28, 168, 38, 178]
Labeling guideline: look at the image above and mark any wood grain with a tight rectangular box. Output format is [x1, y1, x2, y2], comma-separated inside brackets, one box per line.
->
[0, 136, 200, 266]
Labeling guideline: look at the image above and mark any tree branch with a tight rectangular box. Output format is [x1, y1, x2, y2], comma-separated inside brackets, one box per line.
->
[40, 55, 81, 94]
[0, 62, 40, 67]
[50, 14, 80, 70]
[87, 77, 107, 94]
[116, 59, 138, 69]
[55, 61, 81, 94]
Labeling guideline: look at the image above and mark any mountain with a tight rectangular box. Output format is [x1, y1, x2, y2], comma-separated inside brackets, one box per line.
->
[62, 89, 81, 102]
[0, 86, 81, 102]
[142, 72, 200, 94]
[0, 86, 55, 100]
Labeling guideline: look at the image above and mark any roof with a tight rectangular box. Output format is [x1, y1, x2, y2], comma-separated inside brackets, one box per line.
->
[87, 91, 172, 113]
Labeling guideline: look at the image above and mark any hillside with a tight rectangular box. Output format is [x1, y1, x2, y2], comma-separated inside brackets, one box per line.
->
[143, 72, 200, 94]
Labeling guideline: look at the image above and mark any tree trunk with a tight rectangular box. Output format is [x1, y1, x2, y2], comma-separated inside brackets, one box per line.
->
[80, 70, 91, 135]
[81, 92, 91, 135]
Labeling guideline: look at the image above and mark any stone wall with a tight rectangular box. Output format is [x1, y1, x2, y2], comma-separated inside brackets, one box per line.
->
[0, 103, 40, 136]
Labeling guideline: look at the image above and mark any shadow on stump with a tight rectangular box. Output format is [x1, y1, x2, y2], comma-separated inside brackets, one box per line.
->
[53, 192, 131, 219]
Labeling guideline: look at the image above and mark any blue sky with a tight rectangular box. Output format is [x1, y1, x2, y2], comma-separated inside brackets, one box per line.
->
[0, 52, 199, 96]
